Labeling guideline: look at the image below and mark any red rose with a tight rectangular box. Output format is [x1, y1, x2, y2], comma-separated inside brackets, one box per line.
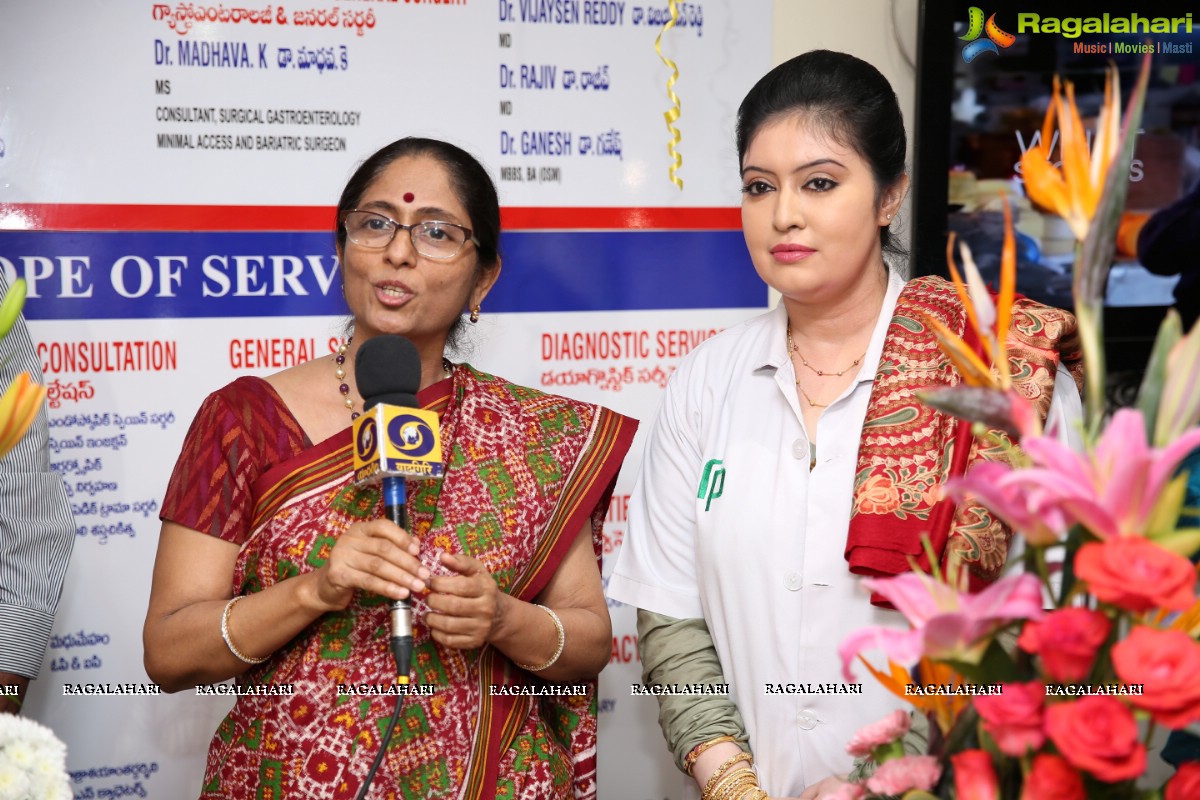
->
[1017, 608, 1111, 682]
[1112, 626, 1200, 729]
[1020, 753, 1084, 800]
[1045, 696, 1146, 782]
[1075, 538, 1195, 612]
[952, 749, 998, 800]
[974, 681, 1045, 757]
[1166, 762, 1200, 800]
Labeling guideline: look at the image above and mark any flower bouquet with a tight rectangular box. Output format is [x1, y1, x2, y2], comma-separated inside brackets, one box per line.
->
[0, 277, 46, 459]
[834, 53, 1200, 799]
[0, 714, 71, 800]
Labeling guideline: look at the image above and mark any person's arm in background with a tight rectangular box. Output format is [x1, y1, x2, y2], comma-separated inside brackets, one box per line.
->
[1137, 178, 1200, 331]
[1136, 179, 1200, 276]
[0, 274, 75, 713]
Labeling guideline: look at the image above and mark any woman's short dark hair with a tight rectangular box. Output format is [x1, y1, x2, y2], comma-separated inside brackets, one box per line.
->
[736, 50, 907, 257]
[335, 137, 501, 348]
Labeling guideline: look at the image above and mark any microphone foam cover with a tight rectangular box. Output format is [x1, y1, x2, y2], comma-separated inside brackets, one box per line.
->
[355, 335, 422, 410]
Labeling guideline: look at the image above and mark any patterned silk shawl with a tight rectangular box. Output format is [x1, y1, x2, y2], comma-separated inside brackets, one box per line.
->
[200, 366, 636, 800]
[844, 276, 1083, 594]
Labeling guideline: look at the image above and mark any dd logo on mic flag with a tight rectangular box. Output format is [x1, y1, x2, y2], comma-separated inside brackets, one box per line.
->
[353, 405, 444, 484]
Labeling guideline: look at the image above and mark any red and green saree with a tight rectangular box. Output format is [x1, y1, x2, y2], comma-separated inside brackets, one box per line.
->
[161, 364, 637, 799]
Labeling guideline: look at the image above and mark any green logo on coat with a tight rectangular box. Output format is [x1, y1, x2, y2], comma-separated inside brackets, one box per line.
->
[697, 459, 725, 511]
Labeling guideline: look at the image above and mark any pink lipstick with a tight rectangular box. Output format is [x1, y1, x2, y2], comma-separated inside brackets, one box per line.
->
[770, 244, 816, 264]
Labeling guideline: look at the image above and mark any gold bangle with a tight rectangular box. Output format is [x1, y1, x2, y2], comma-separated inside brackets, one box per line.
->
[710, 768, 756, 800]
[708, 768, 758, 800]
[715, 780, 760, 800]
[711, 752, 752, 777]
[711, 775, 753, 799]
[221, 596, 268, 665]
[516, 604, 564, 672]
[685, 734, 737, 774]
[729, 782, 768, 800]
[701, 752, 753, 798]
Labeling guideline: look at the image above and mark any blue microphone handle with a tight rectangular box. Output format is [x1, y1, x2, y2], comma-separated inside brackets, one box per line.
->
[382, 475, 413, 682]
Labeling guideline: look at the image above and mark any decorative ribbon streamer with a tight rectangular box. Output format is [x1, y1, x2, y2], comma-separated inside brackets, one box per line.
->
[654, 0, 683, 190]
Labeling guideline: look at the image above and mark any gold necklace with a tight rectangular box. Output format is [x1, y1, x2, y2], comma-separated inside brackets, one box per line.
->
[785, 324, 841, 409]
[787, 322, 866, 377]
[335, 337, 358, 421]
[794, 375, 828, 408]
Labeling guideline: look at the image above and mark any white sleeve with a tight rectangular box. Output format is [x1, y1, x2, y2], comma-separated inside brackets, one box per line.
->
[1046, 362, 1085, 451]
[606, 364, 707, 619]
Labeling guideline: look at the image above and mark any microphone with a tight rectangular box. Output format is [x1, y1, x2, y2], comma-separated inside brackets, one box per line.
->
[352, 336, 445, 683]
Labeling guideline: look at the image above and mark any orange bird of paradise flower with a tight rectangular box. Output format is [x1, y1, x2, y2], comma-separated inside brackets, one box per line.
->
[1020, 64, 1121, 243]
[923, 199, 1018, 392]
[856, 656, 972, 736]
[0, 277, 45, 459]
[0, 372, 46, 458]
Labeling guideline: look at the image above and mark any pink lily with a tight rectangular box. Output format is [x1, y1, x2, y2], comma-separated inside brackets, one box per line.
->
[1014, 407, 1200, 540]
[944, 461, 1073, 546]
[839, 571, 1044, 681]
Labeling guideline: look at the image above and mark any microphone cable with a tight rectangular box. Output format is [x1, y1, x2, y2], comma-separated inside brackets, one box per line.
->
[353, 476, 415, 800]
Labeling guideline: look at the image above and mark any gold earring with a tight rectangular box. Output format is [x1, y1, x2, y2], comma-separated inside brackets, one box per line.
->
[469, 306, 480, 323]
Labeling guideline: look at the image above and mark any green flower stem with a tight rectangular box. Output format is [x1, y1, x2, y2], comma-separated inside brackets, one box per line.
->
[1075, 300, 1108, 441]
[1024, 545, 1056, 606]
[1142, 719, 1157, 750]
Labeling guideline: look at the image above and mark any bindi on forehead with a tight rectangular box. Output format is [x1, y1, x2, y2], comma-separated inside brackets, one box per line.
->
[403, 192, 415, 203]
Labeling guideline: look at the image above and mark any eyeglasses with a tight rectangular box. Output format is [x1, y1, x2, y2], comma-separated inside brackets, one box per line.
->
[341, 209, 479, 260]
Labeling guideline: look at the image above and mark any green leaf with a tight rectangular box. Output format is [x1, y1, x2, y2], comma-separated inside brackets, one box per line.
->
[1150, 527, 1200, 560]
[1155, 311, 1200, 445]
[1145, 473, 1189, 538]
[945, 639, 1020, 684]
[871, 739, 907, 764]
[941, 704, 982, 760]
[1057, 525, 1088, 605]
[977, 726, 1004, 763]
[0, 277, 27, 340]
[1137, 309, 1181, 443]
